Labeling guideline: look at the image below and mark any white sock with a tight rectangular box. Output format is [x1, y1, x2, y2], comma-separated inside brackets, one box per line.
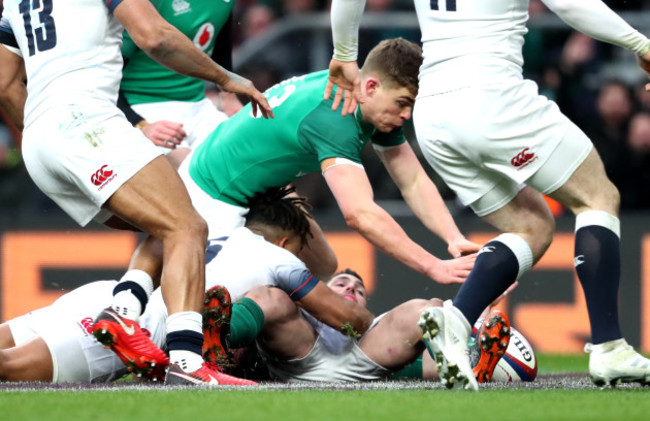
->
[167, 312, 204, 372]
[111, 290, 142, 321]
[111, 270, 154, 321]
[169, 350, 204, 373]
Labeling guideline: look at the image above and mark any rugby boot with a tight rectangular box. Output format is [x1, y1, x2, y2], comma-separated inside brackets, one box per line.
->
[586, 338, 650, 387]
[472, 310, 510, 383]
[418, 300, 478, 391]
[202, 285, 232, 368]
[93, 307, 169, 381]
[165, 362, 258, 387]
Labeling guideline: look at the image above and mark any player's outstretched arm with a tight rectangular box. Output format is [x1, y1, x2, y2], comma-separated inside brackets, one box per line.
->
[297, 282, 374, 335]
[0, 44, 26, 132]
[322, 158, 476, 284]
[113, 0, 273, 119]
[377, 143, 481, 258]
[542, 0, 650, 58]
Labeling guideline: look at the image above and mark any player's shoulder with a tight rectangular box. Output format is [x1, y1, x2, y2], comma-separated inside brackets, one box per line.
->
[0, 17, 18, 49]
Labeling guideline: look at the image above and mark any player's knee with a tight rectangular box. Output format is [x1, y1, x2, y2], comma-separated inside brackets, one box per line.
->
[412, 298, 443, 313]
[538, 219, 554, 255]
[524, 209, 554, 259]
[602, 183, 621, 214]
[246, 286, 295, 323]
[566, 179, 620, 216]
[173, 213, 208, 245]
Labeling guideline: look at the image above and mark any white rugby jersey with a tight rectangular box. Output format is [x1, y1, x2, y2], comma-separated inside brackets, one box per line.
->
[203, 227, 318, 302]
[0, 0, 124, 127]
[142, 227, 319, 333]
[414, 0, 650, 96]
[414, 0, 529, 95]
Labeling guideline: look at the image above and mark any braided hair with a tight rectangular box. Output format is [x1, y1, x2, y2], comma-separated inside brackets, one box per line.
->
[245, 186, 313, 247]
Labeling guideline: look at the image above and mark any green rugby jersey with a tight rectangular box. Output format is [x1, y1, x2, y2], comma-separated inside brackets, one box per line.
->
[189, 70, 405, 206]
[120, 0, 234, 104]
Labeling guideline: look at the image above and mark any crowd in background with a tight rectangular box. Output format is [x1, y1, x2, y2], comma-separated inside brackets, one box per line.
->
[2, 0, 650, 216]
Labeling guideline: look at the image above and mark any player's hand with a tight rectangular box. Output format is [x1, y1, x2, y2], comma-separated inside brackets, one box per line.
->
[426, 254, 477, 285]
[637, 51, 650, 91]
[447, 237, 482, 258]
[220, 72, 274, 119]
[325, 59, 364, 116]
[140, 120, 186, 149]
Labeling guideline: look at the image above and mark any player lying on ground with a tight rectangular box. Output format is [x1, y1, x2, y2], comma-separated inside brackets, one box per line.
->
[212, 269, 534, 384]
[0, 187, 371, 383]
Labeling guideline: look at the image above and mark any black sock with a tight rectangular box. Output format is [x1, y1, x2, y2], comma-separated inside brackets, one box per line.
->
[167, 330, 204, 356]
[453, 241, 519, 326]
[575, 225, 622, 344]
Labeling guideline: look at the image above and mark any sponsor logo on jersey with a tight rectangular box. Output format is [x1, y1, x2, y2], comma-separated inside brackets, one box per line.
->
[193, 23, 215, 51]
[78, 317, 94, 335]
[510, 147, 538, 169]
[172, 0, 192, 15]
[91, 165, 117, 191]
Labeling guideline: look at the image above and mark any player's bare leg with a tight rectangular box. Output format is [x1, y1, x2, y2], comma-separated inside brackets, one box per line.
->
[246, 286, 317, 361]
[0, 337, 53, 382]
[421, 188, 552, 391]
[448, 187, 553, 329]
[0, 324, 16, 349]
[361, 298, 442, 372]
[548, 148, 650, 386]
[97, 156, 236, 385]
[105, 156, 207, 315]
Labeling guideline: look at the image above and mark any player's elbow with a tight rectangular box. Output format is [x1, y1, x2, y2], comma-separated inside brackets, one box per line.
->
[342, 208, 368, 233]
[133, 25, 176, 57]
[137, 36, 168, 57]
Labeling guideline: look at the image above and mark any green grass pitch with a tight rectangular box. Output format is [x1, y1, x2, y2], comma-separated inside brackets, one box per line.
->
[1, 354, 649, 421]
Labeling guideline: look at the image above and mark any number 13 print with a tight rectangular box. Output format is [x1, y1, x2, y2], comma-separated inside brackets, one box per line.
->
[19, 0, 57, 56]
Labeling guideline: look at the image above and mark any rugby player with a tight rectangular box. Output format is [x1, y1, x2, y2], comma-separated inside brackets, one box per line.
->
[0, 0, 271, 386]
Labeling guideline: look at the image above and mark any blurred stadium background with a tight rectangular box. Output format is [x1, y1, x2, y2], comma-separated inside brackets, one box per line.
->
[2, 1, 650, 356]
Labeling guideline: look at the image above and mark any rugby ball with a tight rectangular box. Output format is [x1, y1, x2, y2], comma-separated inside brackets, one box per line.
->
[472, 321, 537, 382]
[492, 327, 537, 382]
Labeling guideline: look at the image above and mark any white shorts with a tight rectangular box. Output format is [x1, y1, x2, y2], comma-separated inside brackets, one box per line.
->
[414, 79, 593, 216]
[258, 313, 390, 382]
[7, 281, 127, 383]
[132, 98, 227, 154]
[21, 102, 162, 226]
[178, 150, 248, 239]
